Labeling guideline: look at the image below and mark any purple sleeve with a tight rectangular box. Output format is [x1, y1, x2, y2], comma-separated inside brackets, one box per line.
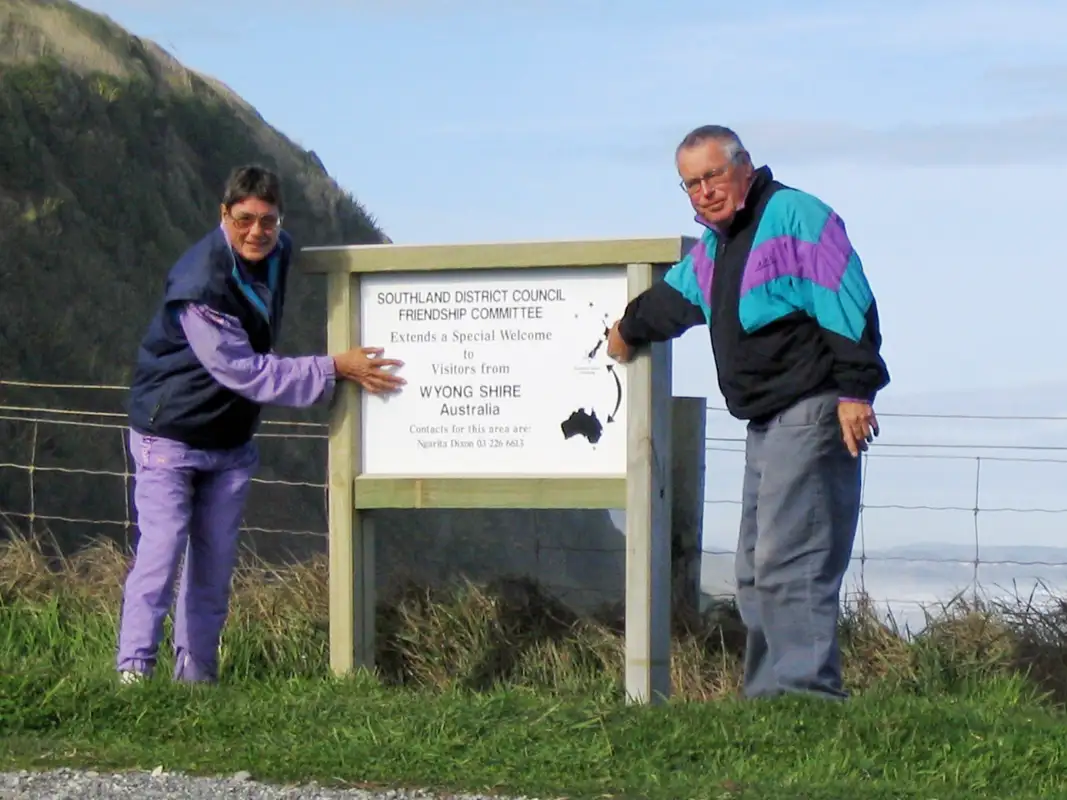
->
[178, 303, 336, 408]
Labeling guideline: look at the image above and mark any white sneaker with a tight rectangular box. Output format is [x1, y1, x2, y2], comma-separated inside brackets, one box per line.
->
[118, 670, 146, 685]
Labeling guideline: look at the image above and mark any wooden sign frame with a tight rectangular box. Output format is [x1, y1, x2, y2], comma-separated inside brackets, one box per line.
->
[300, 236, 696, 704]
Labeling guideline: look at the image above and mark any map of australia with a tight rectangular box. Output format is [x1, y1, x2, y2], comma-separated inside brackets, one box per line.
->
[558, 303, 622, 445]
[560, 407, 603, 444]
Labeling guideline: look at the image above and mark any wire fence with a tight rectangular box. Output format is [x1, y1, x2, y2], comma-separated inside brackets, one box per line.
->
[3, 379, 1067, 624]
[0, 382, 328, 539]
[699, 403, 1067, 629]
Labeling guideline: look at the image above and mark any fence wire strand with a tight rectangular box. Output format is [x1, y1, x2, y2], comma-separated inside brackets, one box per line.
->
[4, 387, 1067, 615]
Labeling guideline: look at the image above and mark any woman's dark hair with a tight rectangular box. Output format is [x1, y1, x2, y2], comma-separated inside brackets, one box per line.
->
[221, 164, 284, 213]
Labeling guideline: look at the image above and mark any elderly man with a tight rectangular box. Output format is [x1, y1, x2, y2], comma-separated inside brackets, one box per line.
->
[117, 164, 405, 684]
[607, 125, 890, 700]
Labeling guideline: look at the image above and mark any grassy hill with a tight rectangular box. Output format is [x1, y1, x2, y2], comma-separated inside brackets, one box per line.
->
[0, 0, 382, 557]
[0, 0, 630, 606]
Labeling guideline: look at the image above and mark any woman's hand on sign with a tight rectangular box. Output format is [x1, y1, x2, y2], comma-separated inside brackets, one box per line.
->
[606, 321, 634, 363]
[333, 346, 406, 394]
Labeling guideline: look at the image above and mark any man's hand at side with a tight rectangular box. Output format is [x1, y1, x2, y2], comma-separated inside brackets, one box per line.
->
[606, 321, 634, 363]
[837, 399, 878, 458]
[333, 347, 406, 394]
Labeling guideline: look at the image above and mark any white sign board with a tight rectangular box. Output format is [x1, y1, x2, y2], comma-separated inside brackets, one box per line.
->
[358, 267, 629, 477]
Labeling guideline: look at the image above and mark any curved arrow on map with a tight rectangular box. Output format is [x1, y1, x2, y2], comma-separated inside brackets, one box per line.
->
[606, 364, 622, 423]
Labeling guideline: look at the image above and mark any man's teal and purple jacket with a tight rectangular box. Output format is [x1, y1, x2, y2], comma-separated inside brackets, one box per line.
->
[618, 165, 890, 422]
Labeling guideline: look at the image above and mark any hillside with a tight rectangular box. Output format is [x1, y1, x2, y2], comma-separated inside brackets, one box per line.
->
[0, 0, 382, 558]
[0, 2, 632, 606]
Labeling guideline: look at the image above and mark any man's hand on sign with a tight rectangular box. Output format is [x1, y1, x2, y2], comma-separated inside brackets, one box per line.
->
[837, 399, 878, 458]
[333, 346, 406, 394]
[606, 320, 634, 363]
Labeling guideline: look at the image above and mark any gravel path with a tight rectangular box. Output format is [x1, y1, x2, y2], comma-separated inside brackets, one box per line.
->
[0, 768, 540, 799]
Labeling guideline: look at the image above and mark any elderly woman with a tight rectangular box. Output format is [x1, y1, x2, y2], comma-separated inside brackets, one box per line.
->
[116, 164, 404, 684]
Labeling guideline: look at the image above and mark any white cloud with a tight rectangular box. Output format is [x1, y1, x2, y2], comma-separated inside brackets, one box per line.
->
[79, 0, 603, 17]
[585, 115, 1067, 167]
[407, 113, 1067, 167]
[641, 0, 1067, 76]
[858, 2, 1067, 52]
[742, 115, 1067, 166]
[984, 63, 1067, 93]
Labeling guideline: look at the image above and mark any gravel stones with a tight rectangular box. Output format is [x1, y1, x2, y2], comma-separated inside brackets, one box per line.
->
[0, 768, 541, 800]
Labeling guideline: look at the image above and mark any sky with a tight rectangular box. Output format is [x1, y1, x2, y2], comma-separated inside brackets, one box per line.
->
[68, 0, 1067, 603]
[74, 0, 1067, 394]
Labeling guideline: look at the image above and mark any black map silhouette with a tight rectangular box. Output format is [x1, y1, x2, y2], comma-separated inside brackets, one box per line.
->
[557, 302, 622, 446]
[560, 408, 603, 444]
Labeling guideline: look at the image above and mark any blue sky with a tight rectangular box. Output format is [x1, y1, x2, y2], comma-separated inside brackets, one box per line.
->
[75, 0, 1067, 591]
[80, 0, 1067, 397]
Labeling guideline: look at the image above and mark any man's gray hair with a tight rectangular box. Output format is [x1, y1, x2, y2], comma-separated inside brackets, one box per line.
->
[676, 125, 749, 165]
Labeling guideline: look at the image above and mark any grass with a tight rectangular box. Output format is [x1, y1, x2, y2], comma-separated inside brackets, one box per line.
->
[4, 531, 1067, 798]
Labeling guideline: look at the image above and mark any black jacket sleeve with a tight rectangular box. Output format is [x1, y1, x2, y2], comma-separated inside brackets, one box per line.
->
[617, 281, 706, 348]
[824, 298, 890, 402]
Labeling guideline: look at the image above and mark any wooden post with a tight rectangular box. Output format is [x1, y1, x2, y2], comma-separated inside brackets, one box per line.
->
[670, 397, 707, 614]
[624, 262, 673, 705]
[325, 271, 376, 676]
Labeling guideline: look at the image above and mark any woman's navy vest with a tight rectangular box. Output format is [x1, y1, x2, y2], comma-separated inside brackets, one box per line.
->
[127, 226, 292, 450]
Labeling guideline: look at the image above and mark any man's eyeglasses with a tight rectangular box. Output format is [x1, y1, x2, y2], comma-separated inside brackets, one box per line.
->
[227, 210, 282, 232]
[679, 165, 731, 196]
